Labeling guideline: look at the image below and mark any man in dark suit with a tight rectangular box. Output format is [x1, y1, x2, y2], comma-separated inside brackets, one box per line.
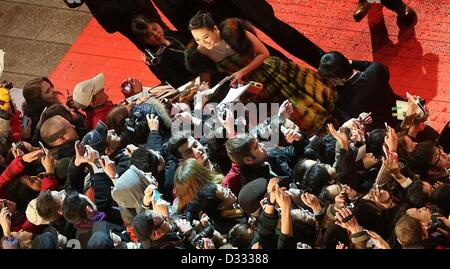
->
[318, 51, 401, 129]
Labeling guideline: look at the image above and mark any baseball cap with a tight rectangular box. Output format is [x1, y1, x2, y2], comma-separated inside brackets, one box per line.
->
[132, 211, 154, 248]
[73, 73, 105, 108]
[81, 120, 108, 151]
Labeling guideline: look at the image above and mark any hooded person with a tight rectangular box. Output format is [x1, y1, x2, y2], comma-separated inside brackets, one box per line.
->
[111, 165, 152, 225]
[87, 221, 129, 249]
[31, 225, 66, 249]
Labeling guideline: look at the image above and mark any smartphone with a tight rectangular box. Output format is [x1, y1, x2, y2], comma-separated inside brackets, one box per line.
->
[38, 141, 48, 154]
[153, 189, 161, 202]
[384, 122, 389, 132]
[12, 142, 17, 150]
[22, 115, 30, 130]
[406, 92, 426, 116]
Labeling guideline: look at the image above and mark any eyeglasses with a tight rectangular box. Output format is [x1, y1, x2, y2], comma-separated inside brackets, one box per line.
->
[153, 216, 168, 236]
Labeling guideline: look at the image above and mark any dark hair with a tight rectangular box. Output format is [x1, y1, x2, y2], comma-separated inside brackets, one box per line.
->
[131, 15, 162, 46]
[431, 184, 450, 217]
[318, 185, 334, 208]
[318, 51, 353, 80]
[407, 141, 436, 176]
[130, 147, 160, 173]
[352, 199, 385, 234]
[406, 181, 430, 208]
[228, 223, 254, 249]
[36, 190, 60, 222]
[292, 158, 313, 183]
[291, 209, 318, 247]
[23, 77, 55, 105]
[22, 77, 57, 131]
[167, 135, 189, 160]
[188, 11, 215, 31]
[7, 178, 39, 212]
[61, 191, 90, 225]
[225, 135, 254, 166]
[303, 134, 336, 165]
[322, 224, 349, 249]
[205, 137, 232, 175]
[365, 129, 386, 158]
[197, 183, 221, 220]
[302, 164, 331, 196]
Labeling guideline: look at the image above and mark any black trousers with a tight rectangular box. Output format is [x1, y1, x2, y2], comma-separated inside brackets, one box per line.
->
[359, 0, 406, 13]
[153, 0, 325, 68]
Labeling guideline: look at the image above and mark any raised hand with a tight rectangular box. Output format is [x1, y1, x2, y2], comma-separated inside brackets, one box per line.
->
[230, 70, 246, 88]
[146, 113, 159, 131]
[41, 148, 56, 174]
[335, 207, 363, 234]
[22, 149, 44, 163]
[300, 192, 321, 214]
[366, 230, 390, 249]
[99, 155, 117, 180]
[384, 125, 398, 152]
[283, 128, 303, 144]
[382, 152, 401, 177]
[279, 99, 294, 119]
[217, 108, 235, 137]
[328, 123, 348, 150]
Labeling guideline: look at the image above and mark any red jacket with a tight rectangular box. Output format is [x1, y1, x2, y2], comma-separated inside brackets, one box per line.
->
[0, 157, 25, 198]
[0, 156, 58, 233]
[222, 163, 242, 196]
[85, 101, 115, 131]
[10, 111, 22, 142]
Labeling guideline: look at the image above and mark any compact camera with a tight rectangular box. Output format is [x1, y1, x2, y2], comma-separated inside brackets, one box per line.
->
[144, 45, 167, 66]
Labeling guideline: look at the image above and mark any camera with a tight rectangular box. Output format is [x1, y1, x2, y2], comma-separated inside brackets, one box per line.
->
[144, 45, 167, 66]
[428, 213, 448, 234]
[1, 200, 7, 209]
[341, 192, 354, 209]
[190, 225, 215, 249]
[124, 111, 149, 145]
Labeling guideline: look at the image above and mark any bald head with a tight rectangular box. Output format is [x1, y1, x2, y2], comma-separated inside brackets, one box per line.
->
[40, 115, 78, 146]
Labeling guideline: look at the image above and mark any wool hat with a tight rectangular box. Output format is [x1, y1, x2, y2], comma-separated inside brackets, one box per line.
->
[132, 211, 154, 242]
[26, 198, 50, 226]
[238, 178, 269, 215]
[73, 73, 105, 108]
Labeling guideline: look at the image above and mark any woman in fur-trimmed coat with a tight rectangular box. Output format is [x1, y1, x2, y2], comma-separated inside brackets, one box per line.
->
[185, 12, 338, 136]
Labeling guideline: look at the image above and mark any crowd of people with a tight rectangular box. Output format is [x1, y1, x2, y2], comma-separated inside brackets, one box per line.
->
[0, 0, 449, 249]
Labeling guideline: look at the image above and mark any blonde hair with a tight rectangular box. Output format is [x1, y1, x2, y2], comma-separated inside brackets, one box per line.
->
[174, 158, 222, 213]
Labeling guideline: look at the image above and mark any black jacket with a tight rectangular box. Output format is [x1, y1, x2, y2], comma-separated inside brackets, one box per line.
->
[65, 0, 162, 49]
[146, 31, 197, 88]
[336, 61, 401, 129]
[240, 137, 308, 188]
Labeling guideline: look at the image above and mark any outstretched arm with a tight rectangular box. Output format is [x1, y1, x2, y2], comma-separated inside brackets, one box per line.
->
[230, 31, 269, 87]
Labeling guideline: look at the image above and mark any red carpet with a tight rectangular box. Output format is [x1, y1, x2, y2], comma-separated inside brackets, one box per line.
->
[49, 0, 450, 131]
